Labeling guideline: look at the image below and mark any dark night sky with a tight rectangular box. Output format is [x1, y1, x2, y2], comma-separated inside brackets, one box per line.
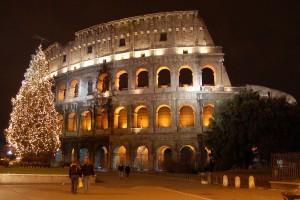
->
[0, 0, 300, 145]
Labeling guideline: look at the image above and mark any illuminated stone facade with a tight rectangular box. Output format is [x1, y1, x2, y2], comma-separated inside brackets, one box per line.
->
[46, 10, 296, 170]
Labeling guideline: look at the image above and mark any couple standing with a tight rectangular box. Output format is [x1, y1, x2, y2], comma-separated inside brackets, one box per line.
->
[69, 159, 95, 194]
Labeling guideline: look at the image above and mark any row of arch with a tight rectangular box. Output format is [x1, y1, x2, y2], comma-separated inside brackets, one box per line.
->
[61, 104, 214, 132]
[57, 66, 215, 101]
[65, 145, 196, 171]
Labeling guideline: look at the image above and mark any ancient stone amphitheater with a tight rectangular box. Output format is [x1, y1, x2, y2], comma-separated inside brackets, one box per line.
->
[45, 10, 295, 171]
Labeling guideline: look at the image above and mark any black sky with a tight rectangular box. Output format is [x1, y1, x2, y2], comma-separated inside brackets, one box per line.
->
[0, 0, 300, 145]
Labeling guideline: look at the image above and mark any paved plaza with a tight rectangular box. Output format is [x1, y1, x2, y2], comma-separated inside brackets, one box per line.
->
[0, 173, 283, 200]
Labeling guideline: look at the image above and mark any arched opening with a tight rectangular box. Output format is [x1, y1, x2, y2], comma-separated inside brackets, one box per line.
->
[80, 111, 92, 132]
[116, 71, 128, 91]
[202, 67, 215, 86]
[97, 73, 110, 93]
[179, 106, 195, 128]
[114, 107, 127, 129]
[134, 106, 149, 128]
[57, 84, 66, 101]
[203, 104, 214, 127]
[94, 146, 108, 170]
[157, 67, 171, 88]
[79, 148, 89, 165]
[180, 146, 195, 165]
[179, 68, 193, 87]
[135, 146, 149, 170]
[137, 70, 149, 88]
[67, 112, 77, 132]
[179, 145, 195, 172]
[96, 108, 108, 130]
[157, 106, 171, 128]
[156, 146, 173, 171]
[113, 146, 127, 169]
[58, 114, 64, 134]
[70, 80, 79, 97]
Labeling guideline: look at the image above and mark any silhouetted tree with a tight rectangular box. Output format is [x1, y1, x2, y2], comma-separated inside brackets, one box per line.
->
[205, 90, 300, 170]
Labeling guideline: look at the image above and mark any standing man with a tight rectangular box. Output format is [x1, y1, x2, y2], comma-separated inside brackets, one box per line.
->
[69, 160, 81, 194]
[81, 158, 95, 193]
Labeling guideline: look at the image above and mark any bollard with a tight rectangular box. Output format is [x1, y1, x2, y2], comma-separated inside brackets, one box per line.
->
[235, 176, 241, 188]
[207, 172, 212, 184]
[223, 175, 228, 187]
[249, 175, 255, 189]
[200, 172, 208, 184]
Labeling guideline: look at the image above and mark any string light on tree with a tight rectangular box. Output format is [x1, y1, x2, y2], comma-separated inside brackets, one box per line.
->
[5, 45, 61, 157]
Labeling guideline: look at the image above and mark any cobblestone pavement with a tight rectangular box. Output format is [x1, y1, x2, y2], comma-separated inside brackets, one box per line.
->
[0, 173, 283, 200]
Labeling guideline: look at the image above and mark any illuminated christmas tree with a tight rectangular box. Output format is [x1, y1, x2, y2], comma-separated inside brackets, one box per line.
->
[6, 45, 61, 158]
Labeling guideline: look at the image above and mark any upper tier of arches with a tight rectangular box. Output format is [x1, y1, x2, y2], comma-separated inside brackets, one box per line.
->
[56, 64, 223, 101]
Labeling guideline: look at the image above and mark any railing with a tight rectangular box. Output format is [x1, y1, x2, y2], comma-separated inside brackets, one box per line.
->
[271, 153, 300, 180]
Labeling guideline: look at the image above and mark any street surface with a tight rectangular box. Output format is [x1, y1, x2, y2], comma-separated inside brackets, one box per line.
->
[0, 173, 283, 200]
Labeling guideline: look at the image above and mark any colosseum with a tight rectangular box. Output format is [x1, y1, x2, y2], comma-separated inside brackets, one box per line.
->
[45, 10, 296, 171]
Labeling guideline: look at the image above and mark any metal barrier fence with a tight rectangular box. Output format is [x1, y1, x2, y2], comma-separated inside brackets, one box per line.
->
[271, 153, 300, 180]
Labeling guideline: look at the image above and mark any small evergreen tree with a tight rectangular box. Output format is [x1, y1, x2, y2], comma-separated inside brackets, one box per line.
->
[6, 46, 61, 158]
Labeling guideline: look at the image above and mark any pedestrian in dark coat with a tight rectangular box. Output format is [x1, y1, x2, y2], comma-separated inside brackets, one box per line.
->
[81, 158, 95, 193]
[69, 161, 81, 194]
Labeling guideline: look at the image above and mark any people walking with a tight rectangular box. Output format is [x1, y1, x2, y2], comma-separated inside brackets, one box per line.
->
[69, 160, 81, 194]
[81, 158, 95, 193]
[125, 165, 131, 177]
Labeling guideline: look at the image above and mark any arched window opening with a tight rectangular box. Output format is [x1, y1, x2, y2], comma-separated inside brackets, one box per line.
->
[180, 146, 195, 165]
[157, 146, 173, 171]
[157, 106, 171, 128]
[179, 146, 196, 172]
[58, 84, 66, 101]
[203, 105, 214, 127]
[119, 73, 128, 90]
[94, 146, 108, 169]
[81, 111, 92, 132]
[202, 68, 215, 86]
[135, 146, 149, 170]
[157, 68, 171, 88]
[96, 108, 108, 130]
[134, 107, 149, 128]
[179, 106, 195, 128]
[67, 112, 77, 132]
[97, 74, 109, 93]
[113, 146, 126, 169]
[114, 107, 127, 129]
[137, 71, 149, 88]
[179, 68, 193, 87]
[70, 80, 79, 97]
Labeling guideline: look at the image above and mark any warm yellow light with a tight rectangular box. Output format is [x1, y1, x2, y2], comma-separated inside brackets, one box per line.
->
[115, 52, 130, 60]
[98, 56, 112, 63]
[203, 105, 214, 127]
[157, 106, 171, 128]
[134, 50, 150, 58]
[70, 63, 80, 71]
[114, 107, 127, 129]
[199, 47, 209, 54]
[154, 48, 165, 56]
[179, 106, 195, 127]
[62, 67, 68, 73]
[176, 47, 193, 54]
[82, 59, 95, 67]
